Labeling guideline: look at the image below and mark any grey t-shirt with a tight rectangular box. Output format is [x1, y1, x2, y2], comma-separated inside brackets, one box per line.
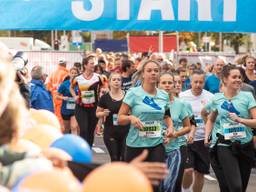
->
[241, 83, 256, 99]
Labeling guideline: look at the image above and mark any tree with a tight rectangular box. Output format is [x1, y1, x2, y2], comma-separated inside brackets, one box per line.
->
[113, 31, 147, 39]
[223, 33, 246, 54]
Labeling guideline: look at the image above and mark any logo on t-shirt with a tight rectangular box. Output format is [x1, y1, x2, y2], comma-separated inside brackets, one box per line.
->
[142, 96, 162, 110]
[221, 101, 240, 115]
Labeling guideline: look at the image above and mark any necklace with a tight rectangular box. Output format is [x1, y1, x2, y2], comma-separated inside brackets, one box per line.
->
[109, 91, 124, 102]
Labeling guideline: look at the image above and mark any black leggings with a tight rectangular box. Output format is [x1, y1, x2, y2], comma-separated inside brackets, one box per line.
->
[75, 105, 98, 147]
[210, 149, 230, 192]
[213, 146, 253, 192]
[125, 143, 165, 163]
[103, 129, 128, 162]
[125, 144, 165, 192]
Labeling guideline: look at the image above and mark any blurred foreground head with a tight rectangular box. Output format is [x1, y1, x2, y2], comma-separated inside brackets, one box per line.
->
[0, 42, 27, 145]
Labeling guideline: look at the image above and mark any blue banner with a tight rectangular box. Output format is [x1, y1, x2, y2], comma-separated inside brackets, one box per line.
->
[94, 39, 128, 52]
[0, 0, 255, 32]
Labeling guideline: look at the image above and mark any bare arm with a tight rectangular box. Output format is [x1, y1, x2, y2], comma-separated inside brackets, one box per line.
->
[96, 106, 110, 118]
[164, 116, 174, 137]
[229, 107, 256, 129]
[174, 117, 191, 137]
[201, 108, 209, 124]
[69, 83, 78, 100]
[205, 111, 217, 144]
[56, 93, 69, 101]
[118, 103, 143, 129]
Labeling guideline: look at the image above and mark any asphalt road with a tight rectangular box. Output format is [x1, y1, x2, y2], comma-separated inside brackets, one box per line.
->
[92, 136, 256, 192]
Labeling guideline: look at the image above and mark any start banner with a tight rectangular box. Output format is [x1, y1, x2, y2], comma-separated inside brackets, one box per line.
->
[0, 0, 254, 32]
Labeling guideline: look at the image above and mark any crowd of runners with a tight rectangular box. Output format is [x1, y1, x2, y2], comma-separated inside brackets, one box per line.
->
[1, 42, 256, 192]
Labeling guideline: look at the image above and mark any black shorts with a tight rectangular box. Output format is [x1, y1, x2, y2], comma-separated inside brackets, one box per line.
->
[185, 140, 210, 174]
[61, 113, 74, 120]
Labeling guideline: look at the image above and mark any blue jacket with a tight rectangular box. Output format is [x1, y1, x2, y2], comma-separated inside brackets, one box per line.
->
[30, 79, 54, 112]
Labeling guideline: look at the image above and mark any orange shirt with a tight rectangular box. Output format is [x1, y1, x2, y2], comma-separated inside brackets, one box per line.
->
[47, 65, 69, 94]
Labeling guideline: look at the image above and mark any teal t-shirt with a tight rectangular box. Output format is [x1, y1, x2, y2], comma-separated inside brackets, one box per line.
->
[165, 97, 189, 153]
[123, 86, 170, 148]
[183, 100, 193, 118]
[209, 91, 256, 145]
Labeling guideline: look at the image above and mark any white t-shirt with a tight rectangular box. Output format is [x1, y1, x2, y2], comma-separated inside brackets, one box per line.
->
[180, 89, 214, 141]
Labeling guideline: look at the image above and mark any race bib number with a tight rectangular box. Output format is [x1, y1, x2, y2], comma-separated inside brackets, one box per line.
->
[223, 122, 246, 140]
[139, 121, 161, 138]
[195, 117, 204, 128]
[81, 90, 95, 104]
[113, 114, 118, 126]
[66, 98, 76, 110]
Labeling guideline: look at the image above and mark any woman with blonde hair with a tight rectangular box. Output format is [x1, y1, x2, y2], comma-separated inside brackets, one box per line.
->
[118, 59, 173, 192]
[96, 72, 129, 161]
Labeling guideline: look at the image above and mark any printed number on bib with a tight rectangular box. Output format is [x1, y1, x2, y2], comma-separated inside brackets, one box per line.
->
[139, 121, 161, 138]
[195, 116, 204, 128]
[113, 114, 118, 126]
[81, 90, 95, 104]
[223, 122, 246, 140]
[66, 98, 76, 110]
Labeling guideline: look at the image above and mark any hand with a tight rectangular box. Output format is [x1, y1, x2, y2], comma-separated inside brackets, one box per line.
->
[229, 113, 242, 123]
[42, 148, 72, 168]
[74, 95, 80, 102]
[62, 96, 69, 101]
[163, 135, 170, 144]
[187, 136, 194, 144]
[16, 71, 28, 84]
[130, 116, 144, 130]
[187, 132, 194, 144]
[102, 109, 110, 117]
[204, 138, 210, 147]
[131, 150, 168, 186]
[166, 129, 176, 138]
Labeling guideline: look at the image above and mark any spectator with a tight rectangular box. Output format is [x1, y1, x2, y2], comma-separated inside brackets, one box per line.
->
[94, 64, 104, 75]
[243, 55, 256, 84]
[196, 62, 202, 70]
[238, 67, 256, 99]
[179, 58, 188, 68]
[73, 62, 82, 74]
[47, 58, 69, 122]
[30, 66, 54, 112]
[98, 59, 110, 78]
[177, 67, 188, 91]
[121, 60, 134, 91]
[183, 64, 196, 91]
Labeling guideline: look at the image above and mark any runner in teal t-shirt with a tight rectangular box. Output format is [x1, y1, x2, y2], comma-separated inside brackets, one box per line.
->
[118, 60, 173, 192]
[122, 86, 170, 148]
[205, 64, 256, 192]
[158, 73, 191, 192]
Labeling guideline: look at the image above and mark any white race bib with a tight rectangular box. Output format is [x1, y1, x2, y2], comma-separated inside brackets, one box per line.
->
[81, 90, 95, 104]
[113, 114, 118, 126]
[139, 121, 161, 138]
[66, 98, 76, 110]
[223, 122, 246, 140]
[195, 117, 204, 128]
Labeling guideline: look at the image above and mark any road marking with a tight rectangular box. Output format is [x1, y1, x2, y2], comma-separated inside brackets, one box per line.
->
[204, 175, 217, 181]
[92, 147, 105, 154]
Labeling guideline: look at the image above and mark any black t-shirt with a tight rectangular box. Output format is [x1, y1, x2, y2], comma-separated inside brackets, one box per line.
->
[121, 76, 132, 92]
[98, 93, 129, 135]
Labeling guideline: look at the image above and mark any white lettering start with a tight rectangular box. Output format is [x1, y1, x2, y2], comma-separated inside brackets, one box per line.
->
[71, 0, 237, 22]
